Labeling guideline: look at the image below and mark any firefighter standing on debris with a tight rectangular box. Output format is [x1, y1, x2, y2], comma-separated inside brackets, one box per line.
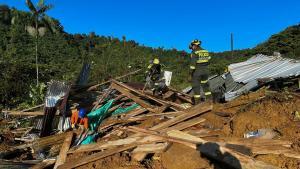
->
[145, 58, 166, 96]
[189, 39, 212, 104]
[71, 106, 89, 129]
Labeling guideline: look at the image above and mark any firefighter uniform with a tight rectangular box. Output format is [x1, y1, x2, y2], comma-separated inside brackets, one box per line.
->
[190, 41, 212, 104]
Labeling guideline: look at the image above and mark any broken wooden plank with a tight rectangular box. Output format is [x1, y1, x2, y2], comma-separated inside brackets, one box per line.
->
[130, 103, 212, 161]
[87, 69, 142, 91]
[92, 86, 113, 111]
[124, 108, 148, 117]
[129, 127, 278, 169]
[169, 87, 192, 99]
[53, 132, 74, 169]
[217, 138, 292, 148]
[30, 159, 56, 169]
[132, 142, 168, 153]
[167, 130, 278, 169]
[133, 111, 182, 118]
[111, 82, 159, 112]
[21, 104, 44, 112]
[3, 110, 59, 116]
[15, 131, 79, 151]
[58, 144, 137, 169]
[163, 91, 175, 100]
[68, 135, 162, 154]
[112, 80, 185, 111]
[251, 146, 300, 159]
[162, 116, 206, 132]
[151, 103, 212, 131]
[132, 142, 168, 161]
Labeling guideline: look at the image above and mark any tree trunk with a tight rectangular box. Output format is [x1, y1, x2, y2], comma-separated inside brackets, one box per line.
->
[35, 17, 39, 86]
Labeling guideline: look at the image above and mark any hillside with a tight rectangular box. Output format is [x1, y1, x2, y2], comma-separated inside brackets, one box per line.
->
[0, 5, 299, 108]
[255, 24, 300, 59]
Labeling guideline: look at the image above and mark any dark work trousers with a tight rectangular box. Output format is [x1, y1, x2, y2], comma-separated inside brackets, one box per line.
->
[192, 64, 211, 100]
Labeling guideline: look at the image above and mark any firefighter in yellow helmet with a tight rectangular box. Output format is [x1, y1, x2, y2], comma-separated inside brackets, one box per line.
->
[189, 39, 212, 104]
[145, 58, 166, 96]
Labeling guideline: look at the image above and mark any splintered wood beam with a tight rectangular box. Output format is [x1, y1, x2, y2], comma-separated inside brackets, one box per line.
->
[87, 69, 142, 91]
[30, 159, 56, 169]
[92, 86, 112, 111]
[111, 79, 185, 111]
[111, 82, 160, 113]
[150, 103, 212, 131]
[3, 111, 59, 116]
[67, 136, 162, 154]
[124, 108, 148, 117]
[131, 103, 211, 161]
[53, 132, 74, 169]
[166, 130, 279, 169]
[58, 144, 137, 169]
[15, 131, 79, 151]
[161, 116, 206, 132]
[128, 127, 278, 169]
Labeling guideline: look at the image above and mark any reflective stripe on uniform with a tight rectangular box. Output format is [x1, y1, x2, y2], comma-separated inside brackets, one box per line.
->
[195, 50, 209, 56]
[197, 60, 209, 63]
[190, 65, 196, 69]
[205, 92, 212, 96]
[194, 95, 201, 98]
[195, 50, 211, 63]
[147, 64, 153, 69]
[200, 80, 208, 84]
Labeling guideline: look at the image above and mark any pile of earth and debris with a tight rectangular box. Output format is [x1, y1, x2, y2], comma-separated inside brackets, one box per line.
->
[1, 54, 300, 169]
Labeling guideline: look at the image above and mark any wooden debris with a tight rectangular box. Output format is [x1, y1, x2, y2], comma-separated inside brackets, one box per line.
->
[58, 144, 137, 169]
[30, 159, 56, 169]
[3, 110, 59, 116]
[87, 69, 142, 91]
[128, 127, 278, 169]
[53, 131, 74, 169]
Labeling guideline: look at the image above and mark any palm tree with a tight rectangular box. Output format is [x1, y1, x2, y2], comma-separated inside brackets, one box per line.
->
[25, 0, 55, 86]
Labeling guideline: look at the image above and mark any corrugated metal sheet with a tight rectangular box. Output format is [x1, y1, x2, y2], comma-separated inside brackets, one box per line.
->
[229, 54, 300, 84]
[45, 81, 70, 107]
[76, 63, 91, 85]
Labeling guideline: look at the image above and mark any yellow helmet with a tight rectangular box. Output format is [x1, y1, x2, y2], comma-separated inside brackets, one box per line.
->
[153, 58, 160, 64]
[191, 39, 201, 46]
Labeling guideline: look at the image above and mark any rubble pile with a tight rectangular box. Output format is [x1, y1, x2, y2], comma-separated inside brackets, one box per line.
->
[1, 77, 300, 169]
[2, 54, 300, 169]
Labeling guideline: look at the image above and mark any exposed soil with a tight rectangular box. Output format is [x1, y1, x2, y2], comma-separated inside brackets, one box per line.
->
[2, 89, 300, 169]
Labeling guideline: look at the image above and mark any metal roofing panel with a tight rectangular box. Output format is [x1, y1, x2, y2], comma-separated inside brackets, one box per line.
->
[229, 54, 300, 83]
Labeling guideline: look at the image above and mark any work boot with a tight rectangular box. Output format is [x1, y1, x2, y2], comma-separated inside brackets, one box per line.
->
[192, 97, 201, 105]
[205, 95, 213, 105]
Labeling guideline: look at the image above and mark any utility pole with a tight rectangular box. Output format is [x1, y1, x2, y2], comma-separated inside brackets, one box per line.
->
[231, 33, 234, 57]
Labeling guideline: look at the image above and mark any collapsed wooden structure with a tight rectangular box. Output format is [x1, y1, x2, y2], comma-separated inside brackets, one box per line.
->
[1, 79, 300, 169]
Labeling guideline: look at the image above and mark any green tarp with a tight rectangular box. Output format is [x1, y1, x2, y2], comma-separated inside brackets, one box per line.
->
[87, 99, 114, 131]
[112, 103, 139, 115]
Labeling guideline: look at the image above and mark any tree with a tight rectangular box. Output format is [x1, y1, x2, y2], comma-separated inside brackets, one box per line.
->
[0, 5, 11, 24]
[25, 0, 55, 86]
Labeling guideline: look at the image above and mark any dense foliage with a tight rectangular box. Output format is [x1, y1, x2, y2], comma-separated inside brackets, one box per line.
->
[0, 5, 299, 108]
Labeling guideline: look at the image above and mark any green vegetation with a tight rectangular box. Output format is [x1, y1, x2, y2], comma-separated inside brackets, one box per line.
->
[255, 25, 300, 59]
[0, 5, 299, 109]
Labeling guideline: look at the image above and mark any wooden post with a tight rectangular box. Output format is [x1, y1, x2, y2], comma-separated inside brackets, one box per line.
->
[53, 131, 74, 169]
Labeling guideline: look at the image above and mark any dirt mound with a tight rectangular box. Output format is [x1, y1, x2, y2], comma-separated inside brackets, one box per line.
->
[161, 143, 212, 169]
[69, 152, 145, 169]
[255, 154, 300, 169]
[225, 93, 300, 141]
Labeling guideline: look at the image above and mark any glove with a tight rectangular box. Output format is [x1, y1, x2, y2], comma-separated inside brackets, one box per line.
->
[71, 124, 75, 128]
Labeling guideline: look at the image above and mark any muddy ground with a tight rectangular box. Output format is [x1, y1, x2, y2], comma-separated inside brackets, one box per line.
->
[1, 89, 300, 169]
[65, 89, 300, 169]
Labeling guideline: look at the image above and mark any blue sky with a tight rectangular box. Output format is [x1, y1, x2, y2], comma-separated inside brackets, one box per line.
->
[1, 0, 300, 52]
